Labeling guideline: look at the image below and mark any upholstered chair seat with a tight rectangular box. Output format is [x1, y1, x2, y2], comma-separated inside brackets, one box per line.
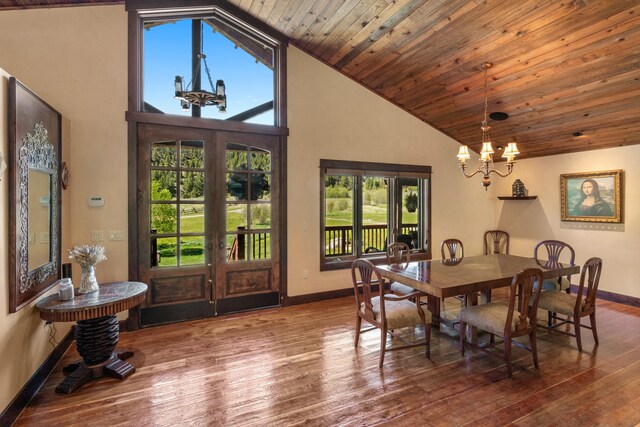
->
[364, 296, 432, 330]
[538, 291, 586, 315]
[390, 281, 416, 296]
[459, 304, 523, 336]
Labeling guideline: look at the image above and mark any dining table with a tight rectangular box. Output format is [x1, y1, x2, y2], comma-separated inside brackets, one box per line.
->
[376, 254, 580, 336]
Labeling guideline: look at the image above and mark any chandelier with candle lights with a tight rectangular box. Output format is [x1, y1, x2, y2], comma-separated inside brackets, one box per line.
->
[174, 21, 226, 113]
[456, 62, 518, 190]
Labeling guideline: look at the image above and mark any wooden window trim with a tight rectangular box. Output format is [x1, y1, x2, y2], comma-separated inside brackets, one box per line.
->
[319, 159, 432, 271]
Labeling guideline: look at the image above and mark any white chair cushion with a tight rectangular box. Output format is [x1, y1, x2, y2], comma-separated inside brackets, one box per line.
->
[390, 281, 415, 295]
[538, 291, 582, 316]
[459, 303, 523, 336]
[362, 296, 431, 330]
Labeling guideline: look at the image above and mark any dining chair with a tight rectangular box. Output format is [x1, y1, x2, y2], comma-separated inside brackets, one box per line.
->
[459, 268, 544, 378]
[386, 242, 416, 296]
[441, 239, 466, 308]
[534, 240, 575, 292]
[484, 230, 509, 255]
[352, 258, 431, 368]
[441, 238, 464, 260]
[537, 257, 602, 352]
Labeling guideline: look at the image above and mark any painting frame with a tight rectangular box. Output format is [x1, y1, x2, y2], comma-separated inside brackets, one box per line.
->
[560, 170, 623, 223]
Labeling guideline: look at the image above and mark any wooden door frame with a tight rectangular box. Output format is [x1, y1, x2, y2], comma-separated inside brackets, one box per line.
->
[127, 115, 288, 328]
[126, 2, 289, 328]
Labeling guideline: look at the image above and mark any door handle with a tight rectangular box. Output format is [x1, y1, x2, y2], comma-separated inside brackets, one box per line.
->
[218, 242, 225, 249]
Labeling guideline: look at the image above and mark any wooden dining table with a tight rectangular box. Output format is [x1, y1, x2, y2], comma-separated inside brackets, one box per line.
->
[376, 254, 580, 329]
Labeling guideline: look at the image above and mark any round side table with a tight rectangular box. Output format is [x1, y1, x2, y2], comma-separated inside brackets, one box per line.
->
[36, 281, 147, 394]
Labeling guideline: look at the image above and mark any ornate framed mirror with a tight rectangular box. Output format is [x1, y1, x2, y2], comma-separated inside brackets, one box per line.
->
[8, 77, 62, 312]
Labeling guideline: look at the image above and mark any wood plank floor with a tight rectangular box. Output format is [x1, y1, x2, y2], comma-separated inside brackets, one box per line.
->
[15, 295, 640, 426]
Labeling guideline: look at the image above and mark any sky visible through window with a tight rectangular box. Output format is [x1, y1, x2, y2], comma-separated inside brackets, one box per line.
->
[143, 19, 274, 125]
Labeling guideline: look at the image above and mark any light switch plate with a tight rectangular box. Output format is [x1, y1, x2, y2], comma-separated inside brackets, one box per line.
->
[108, 230, 126, 241]
[91, 230, 104, 242]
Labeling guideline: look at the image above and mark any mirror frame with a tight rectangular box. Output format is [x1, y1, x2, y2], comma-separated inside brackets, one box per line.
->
[8, 77, 62, 312]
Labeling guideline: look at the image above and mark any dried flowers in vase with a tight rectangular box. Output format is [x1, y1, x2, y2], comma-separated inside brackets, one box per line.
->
[68, 245, 107, 294]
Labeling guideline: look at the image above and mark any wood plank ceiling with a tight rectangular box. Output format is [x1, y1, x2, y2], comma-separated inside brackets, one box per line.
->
[1, 0, 638, 160]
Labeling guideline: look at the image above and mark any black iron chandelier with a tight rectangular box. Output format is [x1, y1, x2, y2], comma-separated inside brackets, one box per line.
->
[174, 22, 227, 112]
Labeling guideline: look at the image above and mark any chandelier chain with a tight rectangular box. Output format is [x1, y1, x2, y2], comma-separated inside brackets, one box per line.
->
[483, 65, 489, 125]
[201, 23, 216, 91]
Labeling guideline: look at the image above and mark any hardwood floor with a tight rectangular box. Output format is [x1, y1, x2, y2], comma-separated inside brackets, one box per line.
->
[15, 295, 640, 426]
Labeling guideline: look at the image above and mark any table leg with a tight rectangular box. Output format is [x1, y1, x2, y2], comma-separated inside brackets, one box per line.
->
[55, 315, 136, 394]
[466, 292, 479, 344]
[427, 295, 441, 327]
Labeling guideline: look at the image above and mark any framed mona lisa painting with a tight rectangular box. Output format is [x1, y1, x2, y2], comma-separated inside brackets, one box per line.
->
[561, 170, 623, 223]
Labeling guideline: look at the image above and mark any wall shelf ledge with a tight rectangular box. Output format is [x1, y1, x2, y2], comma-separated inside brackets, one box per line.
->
[497, 196, 537, 200]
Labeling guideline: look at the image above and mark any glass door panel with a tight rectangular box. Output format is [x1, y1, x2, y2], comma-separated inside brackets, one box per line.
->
[215, 132, 280, 311]
[225, 143, 272, 262]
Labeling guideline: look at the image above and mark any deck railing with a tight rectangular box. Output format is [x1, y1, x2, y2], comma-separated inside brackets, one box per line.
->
[227, 227, 270, 261]
[325, 224, 418, 256]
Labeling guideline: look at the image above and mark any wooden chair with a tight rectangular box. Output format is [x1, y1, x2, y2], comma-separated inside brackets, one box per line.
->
[441, 239, 465, 307]
[441, 238, 464, 260]
[537, 257, 602, 352]
[484, 230, 509, 254]
[385, 242, 415, 296]
[459, 268, 544, 378]
[352, 258, 432, 368]
[534, 240, 575, 292]
[482, 231, 508, 303]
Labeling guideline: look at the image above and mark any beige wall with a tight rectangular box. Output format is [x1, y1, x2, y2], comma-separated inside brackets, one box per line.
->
[286, 46, 495, 295]
[0, 68, 73, 413]
[0, 6, 129, 286]
[0, 6, 127, 412]
[490, 145, 640, 298]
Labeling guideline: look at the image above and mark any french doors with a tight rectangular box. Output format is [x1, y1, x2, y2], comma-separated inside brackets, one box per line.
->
[136, 124, 281, 325]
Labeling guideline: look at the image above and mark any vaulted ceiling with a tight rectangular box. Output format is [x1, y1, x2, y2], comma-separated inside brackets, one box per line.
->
[2, 0, 639, 160]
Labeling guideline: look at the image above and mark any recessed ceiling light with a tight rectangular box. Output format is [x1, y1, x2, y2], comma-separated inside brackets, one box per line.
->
[572, 132, 583, 137]
[489, 112, 509, 121]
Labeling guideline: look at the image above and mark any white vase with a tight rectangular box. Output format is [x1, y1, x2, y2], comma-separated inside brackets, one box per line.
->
[78, 265, 99, 294]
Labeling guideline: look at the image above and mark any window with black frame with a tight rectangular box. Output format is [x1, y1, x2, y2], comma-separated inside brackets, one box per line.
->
[320, 160, 431, 271]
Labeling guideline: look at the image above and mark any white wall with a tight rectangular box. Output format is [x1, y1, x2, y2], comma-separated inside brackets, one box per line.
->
[490, 145, 640, 298]
[286, 46, 495, 295]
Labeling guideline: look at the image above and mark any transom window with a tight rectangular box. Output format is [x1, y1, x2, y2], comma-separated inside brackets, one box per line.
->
[320, 160, 432, 271]
[140, 8, 280, 125]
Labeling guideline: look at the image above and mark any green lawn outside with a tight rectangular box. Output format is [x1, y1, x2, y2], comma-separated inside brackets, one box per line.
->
[155, 192, 417, 267]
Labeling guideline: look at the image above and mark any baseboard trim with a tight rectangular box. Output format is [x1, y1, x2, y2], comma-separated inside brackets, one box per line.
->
[284, 288, 354, 306]
[570, 285, 640, 307]
[0, 327, 74, 425]
[286, 285, 640, 308]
